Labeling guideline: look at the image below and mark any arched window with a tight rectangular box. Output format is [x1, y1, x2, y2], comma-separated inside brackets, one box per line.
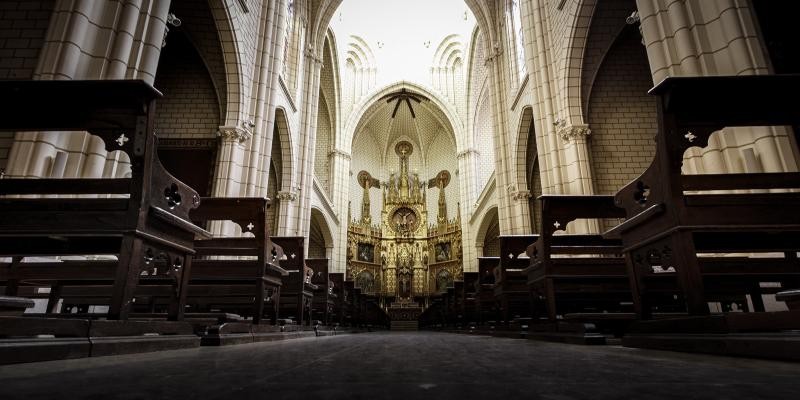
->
[282, 0, 297, 83]
[509, 0, 527, 84]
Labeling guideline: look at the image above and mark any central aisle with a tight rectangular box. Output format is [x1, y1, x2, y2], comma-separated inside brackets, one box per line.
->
[0, 332, 798, 399]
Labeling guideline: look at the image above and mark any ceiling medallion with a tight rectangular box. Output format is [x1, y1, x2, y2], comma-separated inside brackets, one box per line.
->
[379, 88, 430, 118]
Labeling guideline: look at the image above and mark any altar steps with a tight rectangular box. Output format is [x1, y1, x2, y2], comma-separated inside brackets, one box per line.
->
[390, 321, 419, 331]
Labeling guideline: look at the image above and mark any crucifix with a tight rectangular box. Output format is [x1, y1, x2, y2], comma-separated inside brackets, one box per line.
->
[428, 170, 451, 224]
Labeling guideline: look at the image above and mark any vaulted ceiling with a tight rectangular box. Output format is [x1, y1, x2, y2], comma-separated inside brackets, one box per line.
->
[351, 87, 456, 163]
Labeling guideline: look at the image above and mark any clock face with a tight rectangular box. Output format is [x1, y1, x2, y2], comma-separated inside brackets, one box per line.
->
[391, 207, 418, 233]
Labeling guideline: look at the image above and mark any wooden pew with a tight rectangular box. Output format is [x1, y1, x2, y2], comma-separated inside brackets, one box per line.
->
[523, 195, 649, 343]
[0, 80, 209, 320]
[350, 284, 363, 327]
[451, 280, 465, 328]
[186, 197, 287, 327]
[307, 258, 336, 326]
[606, 75, 800, 360]
[475, 257, 499, 329]
[363, 293, 389, 329]
[462, 272, 479, 328]
[40, 198, 287, 327]
[493, 235, 538, 328]
[0, 79, 209, 363]
[342, 280, 356, 327]
[329, 272, 346, 325]
[270, 237, 315, 328]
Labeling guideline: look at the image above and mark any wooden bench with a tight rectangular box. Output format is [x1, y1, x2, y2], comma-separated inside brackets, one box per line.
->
[39, 197, 287, 326]
[521, 195, 680, 342]
[0, 79, 209, 363]
[0, 80, 209, 322]
[347, 282, 362, 327]
[341, 280, 355, 326]
[607, 75, 800, 318]
[606, 74, 800, 360]
[493, 235, 537, 326]
[462, 272, 479, 328]
[329, 272, 346, 325]
[524, 195, 630, 319]
[776, 290, 800, 310]
[271, 236, 316, 327]
[307, 258, 336, 326]
[186, 197, 287, 324]
[451, 280, 465, 328]
[0, 295, 34, 316]
[362, 293, 390, 329]
[475, 257, 499, 328]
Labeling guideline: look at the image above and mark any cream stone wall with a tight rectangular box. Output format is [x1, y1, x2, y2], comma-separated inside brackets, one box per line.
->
[2, 0, 797, 273]
[153, 33, 220, 140]
[0, 0, 54, 80]
[587, 26, 656, 196]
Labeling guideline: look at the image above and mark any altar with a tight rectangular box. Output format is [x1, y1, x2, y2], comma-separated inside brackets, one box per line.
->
[347, 141, 463, 311]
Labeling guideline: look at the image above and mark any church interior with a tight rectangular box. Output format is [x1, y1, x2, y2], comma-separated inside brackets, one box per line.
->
[1, 0, 799, 398]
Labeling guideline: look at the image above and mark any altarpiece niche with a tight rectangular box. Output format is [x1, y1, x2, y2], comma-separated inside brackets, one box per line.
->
[347, 141, 463, 311]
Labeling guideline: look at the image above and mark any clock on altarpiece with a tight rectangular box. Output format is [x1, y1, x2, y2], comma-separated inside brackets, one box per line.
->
[391, 207, 419, 234]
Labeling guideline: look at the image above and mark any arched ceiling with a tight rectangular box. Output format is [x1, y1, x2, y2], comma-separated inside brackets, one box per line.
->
[351, 87, 455, 162]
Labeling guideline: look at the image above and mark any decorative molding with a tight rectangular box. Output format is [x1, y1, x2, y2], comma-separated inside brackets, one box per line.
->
[217, 123, 253, 143]
[329, 149, 352, 160]
[278, 76, 297, 112]
[510, 73, 529, 111]
[511, 190, 532, 201]
[484, 42, 504, 64]
[313, 175, 340, 226]
[157, 138, 217, 149]
[304, 46, 323, 64]
[470, 172, 497, 225]
[276, 191, 298, 202]
[558, 123, 591, 142]
[456, 148, 479, 159]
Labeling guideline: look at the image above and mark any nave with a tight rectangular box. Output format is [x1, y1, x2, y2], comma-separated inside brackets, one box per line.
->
[1, 331, 798, 400]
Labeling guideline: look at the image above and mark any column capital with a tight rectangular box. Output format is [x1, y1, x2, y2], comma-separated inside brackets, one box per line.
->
[304, 46, 324, 64]
[276, 190, 298, 202]
[218, 122, 253, 143]
[511, 190, 532, 201]
[484, 42, 504, 65]
[329, 149, 351, 160]
[558, 123, 591, 142]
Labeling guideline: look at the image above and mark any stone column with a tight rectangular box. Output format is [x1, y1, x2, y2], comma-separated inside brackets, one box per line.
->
[275, 190, 298, 236]
[243, 0, 288, 198]
[558, 123, 594, 194]
[330, 149, 351, 274]
[521, 0, 565, 195]
[636, 0, 798, 174]
[214, 126, 252, 197]
[6, 0, 170, 179]
[292, 45, 325, 237]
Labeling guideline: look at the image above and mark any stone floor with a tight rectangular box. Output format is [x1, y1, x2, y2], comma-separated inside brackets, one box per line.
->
[1, 332, 798, 399]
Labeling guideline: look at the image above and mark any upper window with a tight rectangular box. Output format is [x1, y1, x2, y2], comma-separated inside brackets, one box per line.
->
[510, 0, 527, 84]
[282, 0, 296, 79]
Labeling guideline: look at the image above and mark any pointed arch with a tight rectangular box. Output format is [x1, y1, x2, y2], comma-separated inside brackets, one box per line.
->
[515, 106, 541, 231]
[273, 107, 295, 194]
[207, 0, 247, 127]
[309, 207, 335, 259]
[560, 0, 599, 125]
[343, 81, 464, 152]
[475, 206, 500, 257]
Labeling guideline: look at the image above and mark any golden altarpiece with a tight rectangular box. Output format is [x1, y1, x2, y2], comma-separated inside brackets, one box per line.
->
[347, 141, 463, 316]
